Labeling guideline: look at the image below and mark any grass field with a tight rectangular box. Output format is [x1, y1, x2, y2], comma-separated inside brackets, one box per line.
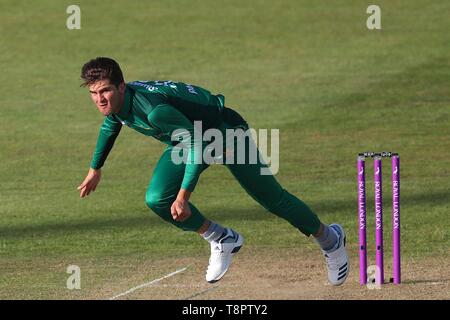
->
[0, 0, 449, 299]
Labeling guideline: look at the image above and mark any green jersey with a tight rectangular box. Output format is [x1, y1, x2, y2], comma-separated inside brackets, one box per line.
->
[90, 80, 226, 192]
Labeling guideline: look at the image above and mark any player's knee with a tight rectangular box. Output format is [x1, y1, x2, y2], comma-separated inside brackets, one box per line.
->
[145, 192, 171, 211]
[260, 189, 287, 213]
[265, 202, 282, 214]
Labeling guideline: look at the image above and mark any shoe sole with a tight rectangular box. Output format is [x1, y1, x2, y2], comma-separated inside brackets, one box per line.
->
[207, 235, 244, 283]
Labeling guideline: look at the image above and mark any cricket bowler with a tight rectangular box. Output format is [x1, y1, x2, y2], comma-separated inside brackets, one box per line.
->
[77, 57, 349, 285]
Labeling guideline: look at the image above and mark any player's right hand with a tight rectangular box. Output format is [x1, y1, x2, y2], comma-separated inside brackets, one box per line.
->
[77, 168, 102, 198]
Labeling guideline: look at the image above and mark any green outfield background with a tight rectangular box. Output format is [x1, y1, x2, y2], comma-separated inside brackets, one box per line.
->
[0, 0, 449, 299]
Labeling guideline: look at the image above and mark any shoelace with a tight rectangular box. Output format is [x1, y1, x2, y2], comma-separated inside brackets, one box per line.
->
[208, 251, 229, 269]
[324, 254, 340, 270]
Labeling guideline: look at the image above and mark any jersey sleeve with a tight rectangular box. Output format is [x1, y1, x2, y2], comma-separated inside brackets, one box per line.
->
[90, 115, 123, 169]
[147, 104, 207, 192]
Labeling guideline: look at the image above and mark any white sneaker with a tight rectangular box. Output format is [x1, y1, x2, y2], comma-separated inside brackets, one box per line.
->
[205, 228, 244, 283]
[323, 224, 349, 286]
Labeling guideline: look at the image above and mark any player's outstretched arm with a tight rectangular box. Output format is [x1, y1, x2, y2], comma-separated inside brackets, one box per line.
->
[77, 168, 102, 198]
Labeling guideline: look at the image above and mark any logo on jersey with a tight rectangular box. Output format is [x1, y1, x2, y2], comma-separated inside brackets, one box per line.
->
[129, 81, 157, 91]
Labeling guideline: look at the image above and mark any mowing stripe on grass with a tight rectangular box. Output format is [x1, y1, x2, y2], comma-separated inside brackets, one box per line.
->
[109, 267, 188, 300]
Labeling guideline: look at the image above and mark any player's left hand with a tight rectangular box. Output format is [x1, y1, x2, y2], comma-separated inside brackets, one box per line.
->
[170, 198, 192, 222]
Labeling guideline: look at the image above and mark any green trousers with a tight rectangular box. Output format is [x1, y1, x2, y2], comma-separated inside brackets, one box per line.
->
[145, 121, 321, 236]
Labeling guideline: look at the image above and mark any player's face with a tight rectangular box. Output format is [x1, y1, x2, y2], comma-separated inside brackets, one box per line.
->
[88, 80, 125, 116]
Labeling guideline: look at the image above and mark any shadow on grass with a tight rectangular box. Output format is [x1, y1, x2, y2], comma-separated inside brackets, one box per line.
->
[0, 190, 446, 239]
[0, 209, 272, 240]
[309, 189, 450, 215]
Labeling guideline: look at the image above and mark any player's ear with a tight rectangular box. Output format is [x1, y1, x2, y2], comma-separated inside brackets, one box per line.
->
[118, 82, 126, 94]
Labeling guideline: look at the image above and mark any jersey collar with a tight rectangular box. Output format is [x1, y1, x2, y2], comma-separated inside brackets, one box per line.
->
[116, 85, 133, 118]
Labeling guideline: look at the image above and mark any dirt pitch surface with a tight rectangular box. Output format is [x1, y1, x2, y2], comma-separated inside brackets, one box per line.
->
[99, 248, 450, 300]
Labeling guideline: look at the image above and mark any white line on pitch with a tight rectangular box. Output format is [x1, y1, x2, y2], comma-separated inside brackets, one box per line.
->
[109, 267, 188, 300]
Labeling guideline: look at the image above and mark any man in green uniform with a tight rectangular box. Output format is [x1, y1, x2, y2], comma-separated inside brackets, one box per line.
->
[77, 57, 349, 285]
